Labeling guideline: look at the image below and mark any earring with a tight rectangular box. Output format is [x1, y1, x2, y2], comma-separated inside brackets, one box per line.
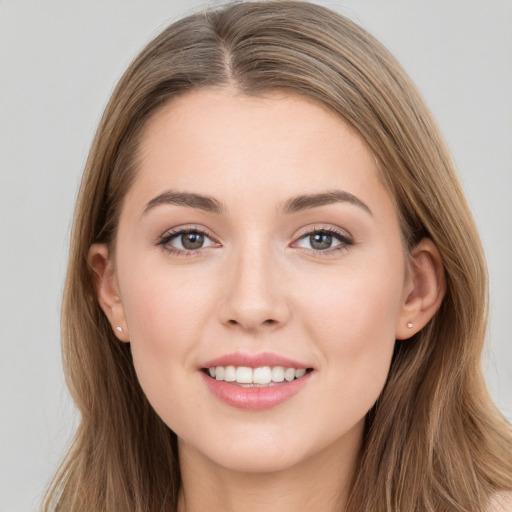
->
[406, 322, 413, 329]
[116, 326, 123, 332]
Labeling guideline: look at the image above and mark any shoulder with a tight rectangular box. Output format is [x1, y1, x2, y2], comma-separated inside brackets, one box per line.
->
[488, 492, 512, 512]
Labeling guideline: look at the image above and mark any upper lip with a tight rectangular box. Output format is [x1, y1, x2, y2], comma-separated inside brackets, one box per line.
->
[202, 351, 311, 369]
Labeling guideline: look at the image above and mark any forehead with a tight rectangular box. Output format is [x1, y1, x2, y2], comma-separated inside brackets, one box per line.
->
[127, 87, 393, 219]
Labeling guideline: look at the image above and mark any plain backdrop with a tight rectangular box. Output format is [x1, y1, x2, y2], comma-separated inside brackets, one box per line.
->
[1, 1, 511, 510]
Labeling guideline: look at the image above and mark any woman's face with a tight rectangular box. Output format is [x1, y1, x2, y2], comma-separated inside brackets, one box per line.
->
[108, 88, 412, 473]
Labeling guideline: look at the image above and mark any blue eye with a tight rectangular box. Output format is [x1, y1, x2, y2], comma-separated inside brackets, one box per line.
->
[294, 229, 353, 252]
[158, 228, 217, 253]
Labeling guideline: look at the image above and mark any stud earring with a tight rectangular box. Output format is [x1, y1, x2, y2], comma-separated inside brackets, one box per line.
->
[406, 322, 413, 329]
[116, 326, 123, 333]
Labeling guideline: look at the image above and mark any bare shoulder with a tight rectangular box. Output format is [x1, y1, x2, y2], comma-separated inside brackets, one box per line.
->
[488, 492, 512, 512]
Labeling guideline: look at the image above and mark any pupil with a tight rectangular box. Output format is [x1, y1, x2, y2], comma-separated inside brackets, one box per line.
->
[182, 232, 204, 250]
[310, 233, 332, 250]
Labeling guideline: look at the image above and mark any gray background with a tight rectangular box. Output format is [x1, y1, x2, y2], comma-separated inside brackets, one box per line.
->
[1, 1, 511, 510]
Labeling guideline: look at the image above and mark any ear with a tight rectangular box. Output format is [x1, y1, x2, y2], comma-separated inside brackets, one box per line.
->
[88, 243, 129, 342]
[396, 238, 446, 340]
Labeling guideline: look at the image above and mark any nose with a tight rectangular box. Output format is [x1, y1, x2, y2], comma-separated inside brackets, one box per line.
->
[217, 245, 291, 332]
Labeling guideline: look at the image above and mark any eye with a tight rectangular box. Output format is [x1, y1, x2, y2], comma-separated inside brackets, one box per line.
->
[293, 228, 353, 253]
[158, 228, 218, 254]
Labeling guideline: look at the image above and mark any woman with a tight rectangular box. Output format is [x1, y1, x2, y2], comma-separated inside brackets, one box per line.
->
[43, 1, 512, 511]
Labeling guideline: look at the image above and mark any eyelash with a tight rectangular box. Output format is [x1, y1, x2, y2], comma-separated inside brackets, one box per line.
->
[293, 227, 354, 256]
[157, 226, 354, 257]
[157, 226, 218, 256]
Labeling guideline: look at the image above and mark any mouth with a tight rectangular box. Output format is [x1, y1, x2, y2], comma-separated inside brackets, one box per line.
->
[199, 354, 314, 410]
[202, 365, 314, 387]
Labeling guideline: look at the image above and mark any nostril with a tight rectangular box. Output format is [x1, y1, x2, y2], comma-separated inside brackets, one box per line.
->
[226, 318, 277, 328]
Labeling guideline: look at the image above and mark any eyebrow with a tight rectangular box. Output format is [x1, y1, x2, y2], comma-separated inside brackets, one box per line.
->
[143, 191, 224, 215]
[282, 190, 372, 216]
[142, 189, 372, 217]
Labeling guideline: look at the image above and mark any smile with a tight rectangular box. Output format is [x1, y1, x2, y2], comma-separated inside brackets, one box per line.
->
[200, 353, 314, 410]
[206, 365, 310, 386]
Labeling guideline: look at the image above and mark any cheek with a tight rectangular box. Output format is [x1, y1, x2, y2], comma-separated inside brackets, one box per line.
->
[122, 260, 214, 346]
[118, 260, 217, 404]
[297, 255, 404, 405]
[301, 257, 403, 344]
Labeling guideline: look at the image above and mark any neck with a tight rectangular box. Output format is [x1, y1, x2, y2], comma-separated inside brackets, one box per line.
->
[177, 424, 362, 512]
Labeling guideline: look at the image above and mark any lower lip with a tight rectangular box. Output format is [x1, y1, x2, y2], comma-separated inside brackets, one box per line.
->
[201, 371, 312, 411]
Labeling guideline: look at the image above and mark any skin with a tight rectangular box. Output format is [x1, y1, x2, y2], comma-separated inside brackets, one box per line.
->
[90, 88, 445, 512]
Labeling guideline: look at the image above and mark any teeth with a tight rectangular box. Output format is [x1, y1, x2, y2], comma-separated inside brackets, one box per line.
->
[224, 366, 236, 382]
[236, 366, 253, 384]
[208, 365, 309, 384]
[272, 366, 285, 382]
[284, 368, 295, 382]
[295, 368, 306, 378]
[253, 366, 272, 384]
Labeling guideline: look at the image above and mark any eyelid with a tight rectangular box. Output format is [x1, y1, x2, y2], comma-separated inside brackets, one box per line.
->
[290, 225, 355, 254]
[157, 225, 220, 255]
[156, 223, 354, 257]
[293, 224, 353, 240]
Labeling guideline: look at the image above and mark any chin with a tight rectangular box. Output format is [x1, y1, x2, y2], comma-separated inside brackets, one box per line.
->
[176, 420, 314, 473]
[204, 443, 310, 474]
[177, 417, 360, 476]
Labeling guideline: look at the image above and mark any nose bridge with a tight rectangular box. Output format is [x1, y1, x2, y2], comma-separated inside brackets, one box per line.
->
[218, 234, 290, 331]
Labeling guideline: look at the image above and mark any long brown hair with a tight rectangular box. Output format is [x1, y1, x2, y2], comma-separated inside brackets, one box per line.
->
[43, 2, 512, 510]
